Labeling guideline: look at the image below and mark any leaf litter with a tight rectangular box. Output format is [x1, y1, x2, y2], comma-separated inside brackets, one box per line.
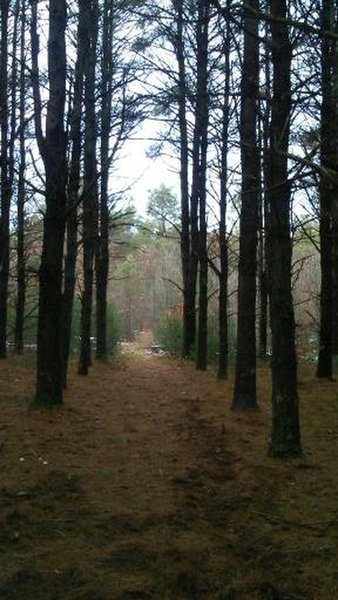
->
[0, 332, 338, 598]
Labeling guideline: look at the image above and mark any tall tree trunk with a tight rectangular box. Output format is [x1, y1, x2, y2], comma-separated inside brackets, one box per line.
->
[232, 0, 259, 409]
[62, 208, 78, 384]
[317, 0, 337, 379]
[78, 0, 99, 376]
[0, 0, 10, 358]
[196, 0, 210, 371]
[33, 0, 68, 406]
[258, 212, 268, 358]
[317, 201, 333, 378]
[258, 34, 270, 360]
[218, 11, 231, 380]
[188, 6, 202, 364]
[96, 0, 113, 361]
[218, 97, 229, 378]
[15, 0, 27, 355]
[173, 0, 194, 358]
[329, 2, 338, 378]
[266, 0, 301, 456]
[62, 0, 87, 387]
[0, 0, 18, 356]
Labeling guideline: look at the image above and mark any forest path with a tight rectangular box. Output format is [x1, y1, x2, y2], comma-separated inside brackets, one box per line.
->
[0, 348, 337, 598]
[0, 341, 242, 599]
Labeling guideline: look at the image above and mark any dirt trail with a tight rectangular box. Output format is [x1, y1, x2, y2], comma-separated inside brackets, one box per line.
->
[0, 339, 338, 598]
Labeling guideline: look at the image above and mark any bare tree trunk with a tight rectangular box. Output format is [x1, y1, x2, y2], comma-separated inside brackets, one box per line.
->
[78, 0, 99, 376]
[96, 0, 113, 361]
[232, 0, 259, 409]
[0, 0, 10, 358]
[258, 36, 270, 360]
[258, 224, 268, 358]
[33, 0, 68, 406]
[62, 0, 87, 387]
[196, 0, 210, 371]
[218, 10, 231, 380]
[317, 206, 333, 378]
[317, 0, 337, 379]
[266, 0, 301, 456]
[329, 1, 338, 378]
[173, 0, 195, 358]
[0, 0, 19, 356]
[218, 120, 229, 378]
[15, 0, 27, 355]
[188, 18, 202, 364]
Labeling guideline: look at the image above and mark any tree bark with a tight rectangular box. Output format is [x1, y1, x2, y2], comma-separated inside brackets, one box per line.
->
[173, 0, 195, 359]
[258, 37, 271, 360]
[0, 0, 10, 358]
[317, 0, 337, 379]
[96, 0, 113, 361]
[14, 0, 27, 355]
[218, 8, 231, 380]
[218, 107, 229, 378]
[62, 0, 87, 387]
[195, 0, 210, 371]
[78, 0, 99, 376]
[266, 0, 301, 456]
[34, 0, 68, 406]
[232, 0, 259, 409]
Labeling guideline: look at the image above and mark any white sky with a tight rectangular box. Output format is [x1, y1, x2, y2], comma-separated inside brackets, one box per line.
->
[112, 132, 181, 216]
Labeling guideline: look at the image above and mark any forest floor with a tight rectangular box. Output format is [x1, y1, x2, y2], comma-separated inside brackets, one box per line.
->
[0, 331, 338, 599]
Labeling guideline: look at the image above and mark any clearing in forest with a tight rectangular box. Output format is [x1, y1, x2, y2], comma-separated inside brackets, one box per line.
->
[0, 332, 338, 599]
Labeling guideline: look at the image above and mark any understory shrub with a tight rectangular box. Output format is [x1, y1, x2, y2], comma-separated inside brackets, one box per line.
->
[155, 309, 182, 355]
[71, 299, 122, 355]
[155, 308, 236, 364]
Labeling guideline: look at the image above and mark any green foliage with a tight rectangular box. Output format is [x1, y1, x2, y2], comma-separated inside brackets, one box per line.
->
[27, 255, 40, 273]
[155, 308, 237, 365]
[106, 301, 123, 353]
[207, 313, 221, 363]
[203, 313, 237, 366]
[155, 309, 182, 355]
[146, 184, 180, 235]
[70, 299, 122, 355]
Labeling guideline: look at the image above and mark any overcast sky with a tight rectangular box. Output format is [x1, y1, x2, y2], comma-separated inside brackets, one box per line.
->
[112, 124, 181, 215]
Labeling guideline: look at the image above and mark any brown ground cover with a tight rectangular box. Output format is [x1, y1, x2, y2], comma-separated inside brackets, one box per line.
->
[0, 331, 338, 599]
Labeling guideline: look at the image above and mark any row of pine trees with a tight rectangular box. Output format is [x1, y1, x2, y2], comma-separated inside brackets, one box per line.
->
[1, 0, 338, 458]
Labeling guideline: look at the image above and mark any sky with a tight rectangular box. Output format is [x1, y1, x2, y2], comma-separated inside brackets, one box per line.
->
[112, 129, 181, 216]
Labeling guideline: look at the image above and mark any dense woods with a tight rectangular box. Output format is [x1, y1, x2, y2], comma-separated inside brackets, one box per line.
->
[3, 2, 338, 597]
[1, 0, 338, 458]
